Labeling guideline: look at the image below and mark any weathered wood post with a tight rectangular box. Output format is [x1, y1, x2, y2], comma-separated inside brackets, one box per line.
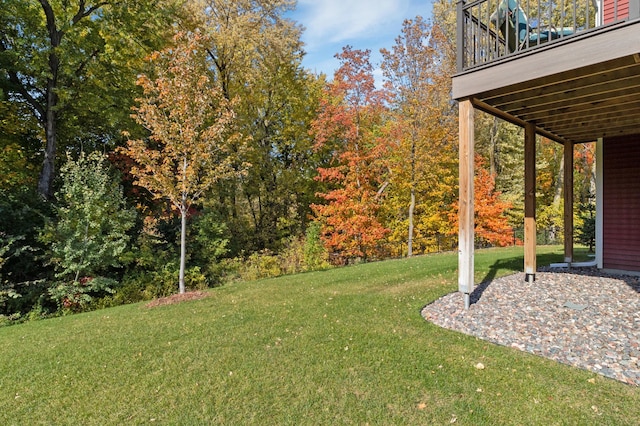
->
[524, 122, 537, 282]
[459, 99, 475, 308]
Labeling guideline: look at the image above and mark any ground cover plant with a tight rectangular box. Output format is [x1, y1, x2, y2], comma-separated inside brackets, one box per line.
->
[1, 246, 638, 424]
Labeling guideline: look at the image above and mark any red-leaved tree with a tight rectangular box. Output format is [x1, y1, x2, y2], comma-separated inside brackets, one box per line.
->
[472, 155, 514, 246]
[450, 154, 514, 247]
[311, 47, 391, 263]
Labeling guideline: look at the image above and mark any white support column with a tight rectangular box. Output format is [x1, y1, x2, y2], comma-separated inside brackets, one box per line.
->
[458, 100, 475, 308]
[596, 138, 603, 269]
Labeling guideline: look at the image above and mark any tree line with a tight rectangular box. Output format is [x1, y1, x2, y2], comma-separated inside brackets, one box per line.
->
[0, 0, 594, 322]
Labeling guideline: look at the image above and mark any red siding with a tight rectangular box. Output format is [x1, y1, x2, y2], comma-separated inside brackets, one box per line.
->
[603, 0, 629, 24]
[603, 134, 640, 272]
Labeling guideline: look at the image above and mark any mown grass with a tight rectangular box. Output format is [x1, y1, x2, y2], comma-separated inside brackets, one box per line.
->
[1, 245, 637, 425]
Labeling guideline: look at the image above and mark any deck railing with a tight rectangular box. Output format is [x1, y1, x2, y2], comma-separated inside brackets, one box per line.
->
[457, 0, 633, 71]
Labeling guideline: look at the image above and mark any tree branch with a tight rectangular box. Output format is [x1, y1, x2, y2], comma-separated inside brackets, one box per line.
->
[376, 180, 390, 199]
[73, 1, 112, 25]
[38, 0, 62, 46]
[74, 48, 101, 77]
[8, 75, 46, 123]
[0, 40, 46, 120]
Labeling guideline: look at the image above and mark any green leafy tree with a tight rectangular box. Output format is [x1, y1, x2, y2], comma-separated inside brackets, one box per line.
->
[198, 0, 323, 253]
[0, 235, 24, 316]
[121, 32, 248, 294]
[0, 0, 183, 198]
[576, 200, 595, 252]
[41, 151, 136, 310]
[0, 183, 52, 317]
[190, 208, 231, 281]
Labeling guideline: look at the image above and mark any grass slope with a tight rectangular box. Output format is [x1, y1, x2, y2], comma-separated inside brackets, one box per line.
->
[1, 246, 638, 425]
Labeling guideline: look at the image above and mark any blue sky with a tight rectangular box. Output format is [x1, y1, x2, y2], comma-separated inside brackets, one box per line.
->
[287, 0, 432, 81]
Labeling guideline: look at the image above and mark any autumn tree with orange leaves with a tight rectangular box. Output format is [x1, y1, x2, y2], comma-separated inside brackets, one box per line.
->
[120, 32, 248, 294]
[474, 161, 514, 246]
[311, 47, 391, 264]
[451, 155, 514, 246]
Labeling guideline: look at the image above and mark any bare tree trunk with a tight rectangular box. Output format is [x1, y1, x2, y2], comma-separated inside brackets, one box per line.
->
[37, 0, 62, 200]
[408, 188, 415, 257]
[179, 205, 187, 294]
[549, 148, 565, 242]
[489, 117, 500, 177]
[590, 147, 597, 197]
[38, 84, 57, 199]
[554, 152, 565, 206]
[179, 155, 187, 294]
[408, 130, 417, 257]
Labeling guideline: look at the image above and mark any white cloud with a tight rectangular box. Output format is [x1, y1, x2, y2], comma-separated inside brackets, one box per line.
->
[289, 0, 431, 83]
[297, 0, 413, 52]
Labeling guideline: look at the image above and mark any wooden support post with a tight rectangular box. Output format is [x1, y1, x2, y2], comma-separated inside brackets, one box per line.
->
[564, 141, 574, 263]
[524, 122, 536, 282]
[458, 100, 474, 308]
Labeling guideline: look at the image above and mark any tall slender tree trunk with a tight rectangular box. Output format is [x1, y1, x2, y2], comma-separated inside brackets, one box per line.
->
[407, 130, 416, 257]
[408, 188, 415, 257]
[554, 152, 565, 206]
[489, 117, 500, 177]
[179, 154, 188, 294]
[38, 84, 58, 199]
[548, 150, 565, 242]
[179, 205, 187, 294]
[38, 1, 62, 200]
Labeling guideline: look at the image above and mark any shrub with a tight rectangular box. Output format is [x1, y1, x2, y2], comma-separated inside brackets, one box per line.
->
[48, 276, 118, 313]
[190, 209, 230, 282]
[303, 222, 330, 271]
[41, 152, 136, 284]
[242, 250, 282, 281]
[219, 224, 332, 283]
[91, 279, 147, 309]
[279, 237, 306, 275]
[97, 265, 210, 309]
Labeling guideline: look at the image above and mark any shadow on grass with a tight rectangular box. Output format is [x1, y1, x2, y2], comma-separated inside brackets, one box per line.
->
[471, 252, 566, 305]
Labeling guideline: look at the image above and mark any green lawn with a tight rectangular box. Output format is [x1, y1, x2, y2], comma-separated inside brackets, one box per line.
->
[1, 246, 637, 425]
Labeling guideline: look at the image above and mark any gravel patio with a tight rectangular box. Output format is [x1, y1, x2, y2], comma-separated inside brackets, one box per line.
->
[422, 268, 640, 386]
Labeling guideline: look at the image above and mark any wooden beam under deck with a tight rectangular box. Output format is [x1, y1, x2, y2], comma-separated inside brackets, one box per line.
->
[546, 111, 640, 132]
[520, 92, 640, 123]
[481, 59, 640, 107]
[470, 99, 569, 145]
[490, 75, 640, 115]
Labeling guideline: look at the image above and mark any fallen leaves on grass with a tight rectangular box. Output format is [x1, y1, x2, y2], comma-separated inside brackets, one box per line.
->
[145, 291, 209, 308]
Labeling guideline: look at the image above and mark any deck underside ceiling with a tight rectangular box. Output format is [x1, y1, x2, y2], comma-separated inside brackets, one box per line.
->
[453, 21, 640, 144]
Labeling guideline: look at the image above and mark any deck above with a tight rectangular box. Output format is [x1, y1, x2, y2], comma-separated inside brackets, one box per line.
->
[452, 18, 640, 144]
